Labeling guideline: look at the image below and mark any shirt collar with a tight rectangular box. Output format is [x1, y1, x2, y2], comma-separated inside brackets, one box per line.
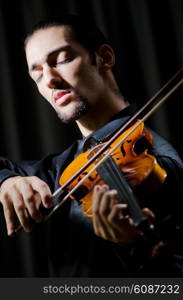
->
[79, 103, 137, 152]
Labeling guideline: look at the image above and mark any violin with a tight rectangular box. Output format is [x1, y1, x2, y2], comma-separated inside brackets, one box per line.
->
[60, 120, 166, 224]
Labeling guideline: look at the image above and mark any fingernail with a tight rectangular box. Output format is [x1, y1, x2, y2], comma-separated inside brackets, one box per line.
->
[8, 230, 15, 237]
[95, 185, 100, 191]
[102, 185, 109, 190]
[111, 189, 118, 195]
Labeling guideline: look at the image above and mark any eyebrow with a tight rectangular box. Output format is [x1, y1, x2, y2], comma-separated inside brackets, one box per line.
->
[29, 45, 72, 73]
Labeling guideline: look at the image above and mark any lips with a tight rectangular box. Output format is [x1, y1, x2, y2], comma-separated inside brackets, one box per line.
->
[54, 91, 70, 102]
[54, 90, 72, 106]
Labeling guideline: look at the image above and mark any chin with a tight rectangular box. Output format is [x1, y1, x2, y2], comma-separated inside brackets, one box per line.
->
[56, 99, 91, 124]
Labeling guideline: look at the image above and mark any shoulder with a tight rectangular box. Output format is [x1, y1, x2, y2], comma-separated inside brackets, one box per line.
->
[148, 128, 183, 170]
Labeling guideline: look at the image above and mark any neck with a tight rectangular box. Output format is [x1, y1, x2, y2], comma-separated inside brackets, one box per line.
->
[76, 94, 129, 137]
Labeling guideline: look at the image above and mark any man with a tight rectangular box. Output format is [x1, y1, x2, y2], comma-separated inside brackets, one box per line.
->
[0, 15, 183, 277]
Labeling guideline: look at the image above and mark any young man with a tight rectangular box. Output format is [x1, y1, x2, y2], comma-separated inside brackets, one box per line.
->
[0, 15, 183, 276]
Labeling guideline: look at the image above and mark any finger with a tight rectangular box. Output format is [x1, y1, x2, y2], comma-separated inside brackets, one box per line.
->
[93, 211, 108, 239]
[99, 192, 122, 242]
[12, 189, 33, 232]
[93, 185, 110, 238]
[142, 207, 155, 223]
[31, 177, 52, 208]
[93, 185, 108, 209]
[20, 183, 43, 223]
[93, 187, 122, 241]
[2, 196, 16, 236]
[109, 204, 142, 244]
[99, 190, 118, 217]
[108, 203, 130, 229]
[94, 199, 127, 243]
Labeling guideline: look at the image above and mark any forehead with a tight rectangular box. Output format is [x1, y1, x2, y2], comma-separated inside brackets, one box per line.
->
[25, 26, 75, 67]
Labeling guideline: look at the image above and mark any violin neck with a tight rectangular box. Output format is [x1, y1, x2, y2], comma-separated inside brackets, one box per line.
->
[96, 156, 146, 226]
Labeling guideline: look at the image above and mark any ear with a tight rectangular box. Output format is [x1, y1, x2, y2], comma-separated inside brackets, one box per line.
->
[97, 44, 115, 71]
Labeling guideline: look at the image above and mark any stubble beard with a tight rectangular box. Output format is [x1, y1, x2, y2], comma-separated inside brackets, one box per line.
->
[56, 97, 91, 124]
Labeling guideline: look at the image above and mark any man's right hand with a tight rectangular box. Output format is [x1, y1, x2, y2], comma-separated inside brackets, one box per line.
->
[0, 176, 52, 235]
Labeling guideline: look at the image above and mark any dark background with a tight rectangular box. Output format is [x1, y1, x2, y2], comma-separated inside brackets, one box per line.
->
[0, 0, 182, 277]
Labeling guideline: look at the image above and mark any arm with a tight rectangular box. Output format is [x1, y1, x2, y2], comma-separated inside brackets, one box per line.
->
[0, 142, 78, 236]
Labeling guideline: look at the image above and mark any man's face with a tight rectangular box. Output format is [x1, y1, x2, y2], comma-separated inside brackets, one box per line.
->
[26, 26, 105, 123]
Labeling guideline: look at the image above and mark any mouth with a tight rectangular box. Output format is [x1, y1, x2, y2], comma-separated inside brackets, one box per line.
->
[54, 91, 72, 106]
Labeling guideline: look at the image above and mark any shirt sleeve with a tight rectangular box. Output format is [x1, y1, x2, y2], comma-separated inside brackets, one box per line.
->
[0, 155, 58, 192]
[0, 142, 79, 192]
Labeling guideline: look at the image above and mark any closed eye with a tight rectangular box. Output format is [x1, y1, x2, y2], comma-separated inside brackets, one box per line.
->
[31, 68, 43, 83]
[56, 57, 72, 65]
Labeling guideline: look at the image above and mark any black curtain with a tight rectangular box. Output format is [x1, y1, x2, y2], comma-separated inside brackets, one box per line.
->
[0, 0, 182, 277]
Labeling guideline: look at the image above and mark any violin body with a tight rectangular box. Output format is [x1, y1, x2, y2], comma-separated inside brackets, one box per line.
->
[60, 121, 167, 219]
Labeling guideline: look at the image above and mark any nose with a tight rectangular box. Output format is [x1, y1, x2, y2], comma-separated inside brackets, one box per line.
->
[43, 65, 62, 89]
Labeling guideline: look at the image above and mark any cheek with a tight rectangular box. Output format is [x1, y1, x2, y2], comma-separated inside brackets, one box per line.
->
[77, 67, 102, 92]
[71, 66, 100, 92]
[62, 63, 82, 84]
[61, 58, 92, 86]
[38, 84, 53, 103]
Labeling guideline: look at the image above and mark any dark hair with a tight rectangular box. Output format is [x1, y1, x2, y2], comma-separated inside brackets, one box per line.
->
[25, 14, 109, 58]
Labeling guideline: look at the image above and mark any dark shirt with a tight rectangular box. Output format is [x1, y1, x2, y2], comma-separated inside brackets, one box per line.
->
[0, 104, 183, 277]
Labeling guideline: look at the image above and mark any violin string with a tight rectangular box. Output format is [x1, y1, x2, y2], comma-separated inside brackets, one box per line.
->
[44, 77, 183, 221]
